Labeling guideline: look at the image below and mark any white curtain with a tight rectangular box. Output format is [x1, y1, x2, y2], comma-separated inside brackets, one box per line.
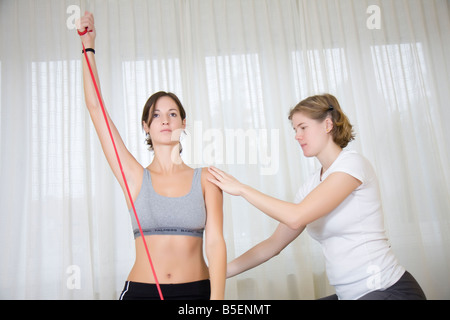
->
[1, 0, 449, 299]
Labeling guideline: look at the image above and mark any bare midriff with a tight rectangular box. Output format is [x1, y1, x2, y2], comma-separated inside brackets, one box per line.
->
[127, 235, 209, 284]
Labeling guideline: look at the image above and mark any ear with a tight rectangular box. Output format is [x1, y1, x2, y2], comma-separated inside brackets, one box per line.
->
[325, 118, 334, 133]
[142, 121, 150, 134]
[182, 118, 187, 130]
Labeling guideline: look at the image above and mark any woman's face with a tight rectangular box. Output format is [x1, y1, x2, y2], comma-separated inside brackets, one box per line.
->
[143, 96, 186, 149]
[291, 112, 332, 158]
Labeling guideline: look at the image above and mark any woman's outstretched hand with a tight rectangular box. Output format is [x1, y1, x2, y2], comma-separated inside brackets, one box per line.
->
[207, 166, 245, 197]
[77, 11, 96, 48]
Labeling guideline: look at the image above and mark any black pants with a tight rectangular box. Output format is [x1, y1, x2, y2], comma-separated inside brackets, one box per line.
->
[119, 279, 211, 300]
[319, 271, 426, 300]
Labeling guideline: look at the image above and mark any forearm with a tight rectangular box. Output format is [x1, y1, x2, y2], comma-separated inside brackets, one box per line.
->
[78, 11, 102, 111]
[208, 167, 304, 229]
[227, 238, 276, 278]
[207, 239, 227, 300]
[227, 222, 303, 278]
[82, 50, 104, 111]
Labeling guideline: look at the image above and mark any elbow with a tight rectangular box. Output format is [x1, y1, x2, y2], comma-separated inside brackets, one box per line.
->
[83, 87, 102, 111]
[285, 215, 304, 231]
[285, 204, 306, 230]
[84, 96, 100, 110]
[206, 237, 226, 258]
[273, 249, 282, 258]
[86, 103, 96, 112]
[85, 100, 102, 114]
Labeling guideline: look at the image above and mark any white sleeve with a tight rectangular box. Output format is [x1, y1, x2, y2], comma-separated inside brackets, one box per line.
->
[294, 172, 319, 203]
[330, 152, 372, 185]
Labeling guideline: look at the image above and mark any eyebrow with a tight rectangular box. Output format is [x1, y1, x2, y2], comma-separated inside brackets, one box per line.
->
[154, 108, 179, 112]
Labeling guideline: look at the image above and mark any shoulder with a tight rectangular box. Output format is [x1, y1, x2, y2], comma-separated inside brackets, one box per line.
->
[337, 150, 366, 164]
[329, 150, 375, 184]
[200, 167, 223, 195]
[199, 166, 218, 181]
[199, 167, 210, 183]
[199, 168, 223, 214]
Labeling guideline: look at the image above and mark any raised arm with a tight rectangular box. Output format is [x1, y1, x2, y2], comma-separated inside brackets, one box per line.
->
[78, 12, 142, 205]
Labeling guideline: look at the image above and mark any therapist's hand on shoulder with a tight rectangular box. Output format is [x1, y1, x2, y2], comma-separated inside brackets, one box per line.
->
[207, 166, 245, 197]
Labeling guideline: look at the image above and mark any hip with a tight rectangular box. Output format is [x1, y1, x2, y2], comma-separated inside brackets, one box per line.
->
[119, 279, 211, 300]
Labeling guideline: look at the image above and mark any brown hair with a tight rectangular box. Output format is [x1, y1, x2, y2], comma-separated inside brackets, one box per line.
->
[288, 93, 355, 148]
[141, 91, 187, 153]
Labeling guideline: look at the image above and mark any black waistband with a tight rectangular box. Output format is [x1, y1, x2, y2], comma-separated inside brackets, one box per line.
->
[133, 227, 204, 238]
[120, 279, 211, 300]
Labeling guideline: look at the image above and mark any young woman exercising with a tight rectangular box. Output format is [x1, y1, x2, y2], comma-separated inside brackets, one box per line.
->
[78, 11, 226, 300]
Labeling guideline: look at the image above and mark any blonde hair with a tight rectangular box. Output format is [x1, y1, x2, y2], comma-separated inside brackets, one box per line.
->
[288, 93, 355, 148]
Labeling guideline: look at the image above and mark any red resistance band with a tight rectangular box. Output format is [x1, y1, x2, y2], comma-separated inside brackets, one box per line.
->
[79, 28, 164, 300]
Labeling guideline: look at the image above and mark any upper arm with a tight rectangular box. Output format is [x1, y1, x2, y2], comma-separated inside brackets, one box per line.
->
[89, 108, 143, 205]
[296, 172, 362, 227]
[202, 168, 224, 242]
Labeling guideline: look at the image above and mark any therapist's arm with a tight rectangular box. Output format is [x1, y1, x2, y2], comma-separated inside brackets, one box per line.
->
[227, 223, 304, 278]
[208, 166, 361, 230]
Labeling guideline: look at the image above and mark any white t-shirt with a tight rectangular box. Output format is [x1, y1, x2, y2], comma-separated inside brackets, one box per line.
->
[294, 150, 405, 299]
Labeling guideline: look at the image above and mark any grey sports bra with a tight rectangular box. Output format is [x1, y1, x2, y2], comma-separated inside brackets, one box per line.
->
[129, 168, 206, 238]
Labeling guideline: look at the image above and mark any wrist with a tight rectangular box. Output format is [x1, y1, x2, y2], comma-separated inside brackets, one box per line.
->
[82, 41, 95, 50]
[239, 183, 250, 197]
[226, 262, 237, 278]
[82, 48, 95, 54]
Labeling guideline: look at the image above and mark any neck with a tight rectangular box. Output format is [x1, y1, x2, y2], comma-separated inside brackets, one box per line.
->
[317, 143, 343, 174]
[150, 144, 184, 173]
